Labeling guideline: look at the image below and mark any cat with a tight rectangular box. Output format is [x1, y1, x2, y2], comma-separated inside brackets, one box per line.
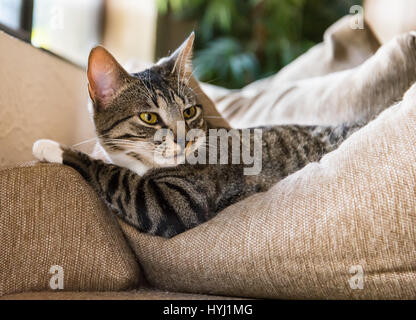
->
[33, 33, 369, 238]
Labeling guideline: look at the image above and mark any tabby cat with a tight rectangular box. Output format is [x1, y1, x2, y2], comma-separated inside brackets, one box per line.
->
[33, 33, 365, 238]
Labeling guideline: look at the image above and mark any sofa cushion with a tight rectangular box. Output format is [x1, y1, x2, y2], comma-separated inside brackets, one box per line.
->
[0, 31, 96, 167]
[0, 289, 240, 300]
[0, 163, 141, 297]
[202, 15, 381, 128]
[119, 84, 416, 299]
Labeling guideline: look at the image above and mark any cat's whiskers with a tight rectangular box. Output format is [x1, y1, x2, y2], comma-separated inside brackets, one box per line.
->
[72, 134, 108, 147]
[198, 140, 221, 153]
[137, 76, 154, 101]
[104, 138, 157, 152]
[138, 86, 153, 102]
[186, 85, 202, 99]
[123, 146, 155, 152]
[147, 69, 156, 100]
[106, 142, 154, 149]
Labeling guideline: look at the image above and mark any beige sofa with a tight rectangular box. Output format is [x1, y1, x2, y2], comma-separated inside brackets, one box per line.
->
[1, 16, 416, 300]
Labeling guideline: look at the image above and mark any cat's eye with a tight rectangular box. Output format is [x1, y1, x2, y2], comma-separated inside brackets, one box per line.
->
[139, 112, 158, 124]
[183, 106, 197, 119]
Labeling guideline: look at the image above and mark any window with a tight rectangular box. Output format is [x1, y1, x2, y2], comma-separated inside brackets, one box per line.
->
[0, 0, 157, 67]
[0, 0, 33, 42]
[31, 0, 103, 66]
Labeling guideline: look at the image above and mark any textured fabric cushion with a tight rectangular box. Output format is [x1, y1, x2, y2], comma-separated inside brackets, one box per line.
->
[1, 289, 240, 300]
[202, 15, 382, 128]
[0, 31, 96, 167]
[0, 163, 141, 297]
[119, 84, 416, 299]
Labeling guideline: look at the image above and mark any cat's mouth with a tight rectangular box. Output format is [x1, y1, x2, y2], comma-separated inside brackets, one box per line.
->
[161, 141, 194, 159]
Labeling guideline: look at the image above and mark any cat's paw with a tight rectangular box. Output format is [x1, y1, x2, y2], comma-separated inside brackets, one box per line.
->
[32, 139, 63, 164]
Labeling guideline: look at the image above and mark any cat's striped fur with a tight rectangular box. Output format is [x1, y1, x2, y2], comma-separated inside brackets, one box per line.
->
[57, 123, 362, 238]
[33, 33, 369, 238]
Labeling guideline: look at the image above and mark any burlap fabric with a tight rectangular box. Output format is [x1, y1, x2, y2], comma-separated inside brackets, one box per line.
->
[202, 15, 383, 128]
[1, 289, 239, 300]
[0, 163, 141, 297]
[120, 84, 416, 299]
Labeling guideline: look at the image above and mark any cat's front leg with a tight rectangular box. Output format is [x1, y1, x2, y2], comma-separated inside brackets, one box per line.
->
[33, 139, 105, 191]
[32, 139, 131, 220]
[33, 139, 122, 193]
[32, 139, 174, 236]
[32, 139, 214, 238]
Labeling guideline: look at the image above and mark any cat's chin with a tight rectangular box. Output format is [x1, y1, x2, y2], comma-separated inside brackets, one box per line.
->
[153, 154, 186, 167]
[104, 141, 204, 175]
[106, 152, 185, 176]
[107, 152, 151, 176]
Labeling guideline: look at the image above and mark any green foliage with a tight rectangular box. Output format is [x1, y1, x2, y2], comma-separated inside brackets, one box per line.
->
[157, 0, 362, 89]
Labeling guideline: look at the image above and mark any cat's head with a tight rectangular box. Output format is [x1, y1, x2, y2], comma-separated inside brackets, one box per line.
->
[87, 33, 207, 175]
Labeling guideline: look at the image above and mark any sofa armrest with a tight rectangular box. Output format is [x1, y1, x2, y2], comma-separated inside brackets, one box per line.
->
[0, 163, 141, 297]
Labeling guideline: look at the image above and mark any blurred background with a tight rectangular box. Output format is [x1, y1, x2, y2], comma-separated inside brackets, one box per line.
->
[0, 0, 361, 89]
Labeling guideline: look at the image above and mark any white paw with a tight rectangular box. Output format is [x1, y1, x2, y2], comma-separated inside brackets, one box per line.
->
[32, 139, 63, 164]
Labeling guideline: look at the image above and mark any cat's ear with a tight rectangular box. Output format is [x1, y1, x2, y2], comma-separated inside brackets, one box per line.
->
[87, 46, 130, 109]
[158, 32, 195, 77]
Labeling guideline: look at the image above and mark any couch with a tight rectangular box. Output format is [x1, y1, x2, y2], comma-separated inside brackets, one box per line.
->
[1, 16, 416, 300]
